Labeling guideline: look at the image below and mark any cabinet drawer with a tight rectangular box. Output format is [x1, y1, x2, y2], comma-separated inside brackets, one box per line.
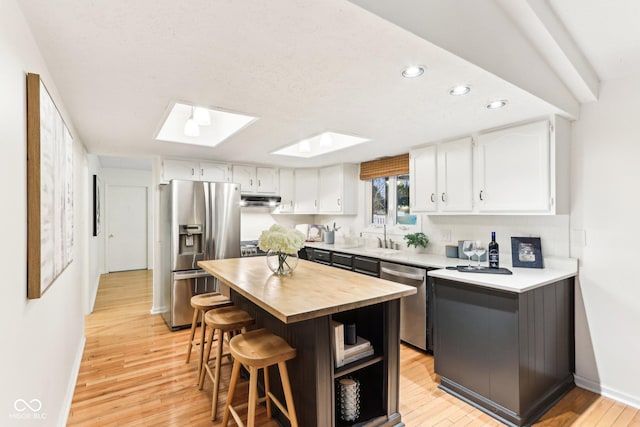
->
[314, 249, 331, 263]
[332, 252, 353, 269]
[353, 256, 379, 277]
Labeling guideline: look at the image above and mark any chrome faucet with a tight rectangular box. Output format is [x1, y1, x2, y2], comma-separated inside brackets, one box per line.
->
[377, 224, 394, 249]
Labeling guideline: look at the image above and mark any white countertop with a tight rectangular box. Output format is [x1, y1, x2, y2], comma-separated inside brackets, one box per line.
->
[304, 241, 578, 293]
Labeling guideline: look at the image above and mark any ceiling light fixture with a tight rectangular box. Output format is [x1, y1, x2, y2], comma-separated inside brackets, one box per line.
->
[449, 85, 471, 96]
[401, 65, 425, 78]
[486, 99, 508, 109]
[183, 107, 200, 137]
[193, 107, 211, 126]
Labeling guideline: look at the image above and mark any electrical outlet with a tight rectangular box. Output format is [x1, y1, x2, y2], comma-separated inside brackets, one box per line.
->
[441, 229, 451, 242]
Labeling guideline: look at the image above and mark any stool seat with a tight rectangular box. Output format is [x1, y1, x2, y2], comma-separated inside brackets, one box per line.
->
[204, 306, 254, 331]
[191, 293, 231, 311]
[223, 328, 298, 427]
[229, 329, 296, 368]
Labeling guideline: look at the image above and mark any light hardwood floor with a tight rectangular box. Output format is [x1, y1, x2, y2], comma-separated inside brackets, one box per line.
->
[68, 271, 640, 426]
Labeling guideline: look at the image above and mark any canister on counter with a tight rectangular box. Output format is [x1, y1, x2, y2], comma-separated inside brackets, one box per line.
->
[445, 245, 458, 258]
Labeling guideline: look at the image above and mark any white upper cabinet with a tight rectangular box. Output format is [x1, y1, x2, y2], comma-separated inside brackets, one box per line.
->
[232, 165, 278, 194]
[410, 145, 438, 212]
[294, 168, 319, 214]
[318, 164, 358, 214]
[436, 137, 473, 212]
[256, 167, 278, 194]
[476, 120, 551, 213]
[200, 161, 231, 182]
[277, 168, 295, 213]
[162, 159, 230, 183]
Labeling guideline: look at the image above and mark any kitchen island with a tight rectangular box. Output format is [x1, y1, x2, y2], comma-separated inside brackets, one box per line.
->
[429, 261, 577, 427]
[199, 257, 416, 427]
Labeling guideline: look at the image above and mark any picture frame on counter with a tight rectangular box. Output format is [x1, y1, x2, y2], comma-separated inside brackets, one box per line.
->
[510, 236, 543, 268]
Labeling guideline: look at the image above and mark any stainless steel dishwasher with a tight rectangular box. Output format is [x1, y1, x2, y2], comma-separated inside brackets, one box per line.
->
[380, 261, 428, 351]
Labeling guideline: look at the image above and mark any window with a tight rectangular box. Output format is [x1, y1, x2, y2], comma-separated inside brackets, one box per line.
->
[369, 174, 417, 226]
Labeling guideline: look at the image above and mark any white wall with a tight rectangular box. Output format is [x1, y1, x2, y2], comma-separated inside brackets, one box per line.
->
[571, 75, 640, 407]
[0, 0, 88, 425]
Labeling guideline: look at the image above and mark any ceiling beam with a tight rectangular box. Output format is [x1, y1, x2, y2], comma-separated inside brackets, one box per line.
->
[348, 0, 580, 118]
[497, 0, 599, 103]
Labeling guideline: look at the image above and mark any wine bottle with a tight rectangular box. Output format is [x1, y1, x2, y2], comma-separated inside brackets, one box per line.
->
[489, 231, 499, 268]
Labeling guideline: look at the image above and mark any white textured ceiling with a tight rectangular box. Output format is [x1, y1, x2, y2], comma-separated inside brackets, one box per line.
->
[17, 0, 571, 168]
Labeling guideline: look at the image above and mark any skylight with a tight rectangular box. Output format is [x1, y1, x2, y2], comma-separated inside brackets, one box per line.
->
[155, 102, 257, 147]
[272, 132, 370, 158]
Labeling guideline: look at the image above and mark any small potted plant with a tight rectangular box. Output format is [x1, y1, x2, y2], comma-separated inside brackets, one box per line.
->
[403, 232, 429, 254]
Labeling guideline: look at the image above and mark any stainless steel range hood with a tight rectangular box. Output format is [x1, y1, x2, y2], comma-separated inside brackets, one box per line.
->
[240, 194, 281, 207]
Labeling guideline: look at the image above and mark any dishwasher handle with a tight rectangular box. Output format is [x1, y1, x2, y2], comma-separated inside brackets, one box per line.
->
[380, 266, 425, 282]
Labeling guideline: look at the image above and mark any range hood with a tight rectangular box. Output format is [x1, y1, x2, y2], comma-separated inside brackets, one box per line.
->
[240, 194, 281, 207]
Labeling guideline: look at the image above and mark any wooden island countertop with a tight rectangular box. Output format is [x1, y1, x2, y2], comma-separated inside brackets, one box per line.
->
[198, 257, 416, 324]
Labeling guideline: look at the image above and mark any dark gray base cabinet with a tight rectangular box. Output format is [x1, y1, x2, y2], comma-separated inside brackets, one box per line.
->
[433, 278, 575, 427]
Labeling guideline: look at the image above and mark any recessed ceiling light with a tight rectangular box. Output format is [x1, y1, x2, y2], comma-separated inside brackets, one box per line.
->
[273, 132, 369, 158]
[401, 65, 425, 78]
[155, 102, 257, 147]
[449, 85, 471, 96]
[486, 99, 508, 109]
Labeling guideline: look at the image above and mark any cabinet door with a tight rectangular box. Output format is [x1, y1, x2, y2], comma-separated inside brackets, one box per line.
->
[318, 165, 342, 213]
[256, 167, 278, 194]
[410, 146, 438, 212]
[232, 165, 256, 193]
[437, 137, 473, 212]
[294, 169, 318, 214]
[476, 121, 550, 213]
[162, 159, 199, 182]
[278, 168, 295, 213]
[200, 162, 230, 182]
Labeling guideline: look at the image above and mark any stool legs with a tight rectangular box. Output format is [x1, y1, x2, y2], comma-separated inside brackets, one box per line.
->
[278, 361, 298, 427]
[247, 366, 259, 427]
[211, 327, 226, 419]
[185, 308, 200, 364]
[222, 359, 242, 427]
[198, 326, 217, 389]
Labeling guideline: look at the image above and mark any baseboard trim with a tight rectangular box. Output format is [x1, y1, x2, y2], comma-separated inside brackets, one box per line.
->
[574, 374, 640, 410]
[149, 305, 165, 315]
[58, 335, 86, 427]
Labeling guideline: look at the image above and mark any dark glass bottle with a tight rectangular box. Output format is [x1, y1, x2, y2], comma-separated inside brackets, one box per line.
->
[489, 232, 499, 268]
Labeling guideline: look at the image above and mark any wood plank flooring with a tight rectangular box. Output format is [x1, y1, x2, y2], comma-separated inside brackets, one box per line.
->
[68, 270, 640, 426]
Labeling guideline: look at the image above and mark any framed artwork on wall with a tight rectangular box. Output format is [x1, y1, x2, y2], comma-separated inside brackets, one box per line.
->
[510, 236, 543, 268]
[27, 72, 74, 299]
[93, 174, 101, 236]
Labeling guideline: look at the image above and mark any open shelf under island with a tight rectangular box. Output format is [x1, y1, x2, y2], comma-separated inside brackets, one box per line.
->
[199, 257, 416, 427]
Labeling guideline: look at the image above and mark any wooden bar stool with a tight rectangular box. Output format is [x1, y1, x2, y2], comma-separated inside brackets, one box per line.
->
[199, 306, 255, 420]
[185, 293, 233, 377]
[223, 328, 298, 427]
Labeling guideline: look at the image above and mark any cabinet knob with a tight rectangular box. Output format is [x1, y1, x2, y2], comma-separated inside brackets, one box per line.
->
[191, 168, 195, 176]
[337, 198, 341, 206]
[479, 190, 484, 201]
[430, 193, 436, 203]
[441, 193, 446, 202]
[250, 179, 253, 186]
[258, 179, 261, 187]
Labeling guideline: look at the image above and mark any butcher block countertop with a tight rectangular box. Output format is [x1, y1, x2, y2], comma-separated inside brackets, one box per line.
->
[198, 257, 416, 324]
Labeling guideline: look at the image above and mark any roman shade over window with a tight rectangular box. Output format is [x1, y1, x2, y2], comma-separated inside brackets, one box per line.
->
[359, 153, 409, 180]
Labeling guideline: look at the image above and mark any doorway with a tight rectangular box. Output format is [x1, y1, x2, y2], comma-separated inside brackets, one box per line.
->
[106, 185, 148, 272]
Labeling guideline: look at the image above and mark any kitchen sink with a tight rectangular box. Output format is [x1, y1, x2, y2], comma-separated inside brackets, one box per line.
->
[363, 248, 401, 256]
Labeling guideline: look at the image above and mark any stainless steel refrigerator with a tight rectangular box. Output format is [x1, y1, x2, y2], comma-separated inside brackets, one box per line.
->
[159, 180, 240, 330]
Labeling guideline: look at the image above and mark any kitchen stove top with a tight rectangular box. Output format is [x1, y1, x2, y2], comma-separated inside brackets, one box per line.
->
[240, 240, 266, 257]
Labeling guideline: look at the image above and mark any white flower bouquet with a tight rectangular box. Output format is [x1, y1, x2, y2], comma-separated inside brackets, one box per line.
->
[258, 224, 306, 275]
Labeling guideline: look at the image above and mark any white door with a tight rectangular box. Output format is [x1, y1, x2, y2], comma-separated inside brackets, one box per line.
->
[162, 159, 198, 181]
[200, 162, 230, 182]
[410, 145, 438, 212]
[437, 137, 473, 212]
[256, 167, 278, 194]
[294, 168, 319, 213]
[318, 165, 342, 213]
[232, 165, 256, 193]
[278, 168, 295, 213]
[107, 185, 148, 272]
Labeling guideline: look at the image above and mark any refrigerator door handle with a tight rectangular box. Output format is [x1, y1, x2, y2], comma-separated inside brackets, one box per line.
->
[173, 270, 212, 280]
[203, 181, 211, 260]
